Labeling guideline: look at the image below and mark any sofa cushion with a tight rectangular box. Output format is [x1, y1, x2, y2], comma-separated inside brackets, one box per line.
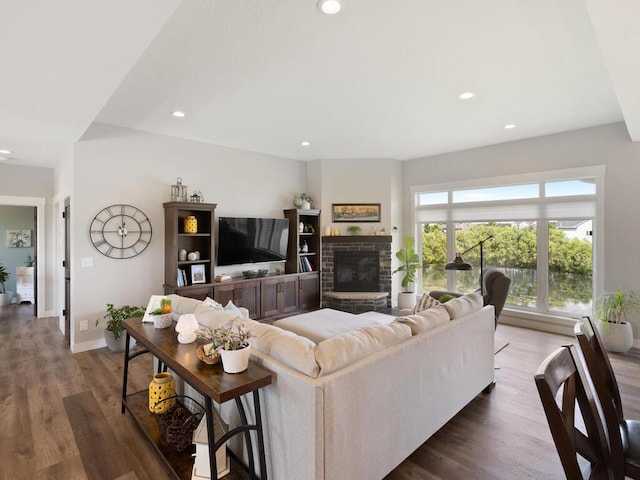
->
[248, 321, 320, 378]
[274, 308, 392, 344]
[443, 293, 483, 319]
[410, 293, 440, 314]
[395, 305, 450, 335]
[315, 322, 412, 376]
[167, 294, 202, 315]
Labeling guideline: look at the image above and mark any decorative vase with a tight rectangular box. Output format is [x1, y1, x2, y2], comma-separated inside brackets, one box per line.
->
[398, 292, 416, 310]
[596, 319, 634, 353]
[301, 201, 311, 210]
[178, 249, 187, 261]
[148, 372, 176, 413]
[299, 222, 305, 233]
[152, 313, 172, 329]
[0, 292, 13, 306]
[220, 346, 251, 374]
[184, 215, 198, 234]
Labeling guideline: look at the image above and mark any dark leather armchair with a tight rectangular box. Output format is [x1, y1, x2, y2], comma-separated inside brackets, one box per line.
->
[430, 268, 511, 329]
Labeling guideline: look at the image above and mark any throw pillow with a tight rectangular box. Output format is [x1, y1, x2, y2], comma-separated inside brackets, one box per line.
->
[203, 297, 224, 310]
[224, 300, 242, 315]
[396, 305, 450, 335]
[411, 293, 440, 314]
[443, 293, 483, 319]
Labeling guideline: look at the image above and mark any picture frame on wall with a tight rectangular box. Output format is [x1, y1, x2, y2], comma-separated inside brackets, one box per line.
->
[191, 264, 206, 284]
[6, 230, 32, 248]
[331, 204, 381, 223]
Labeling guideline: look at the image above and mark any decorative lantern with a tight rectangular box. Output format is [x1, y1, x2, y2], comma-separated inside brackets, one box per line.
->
[190, 190, 203, 203]
[170, 177, 188, 202]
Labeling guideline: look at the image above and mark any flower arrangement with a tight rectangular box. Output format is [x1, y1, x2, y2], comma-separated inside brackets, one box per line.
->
[149, 297, 173, 329]
[293, 193, 313, 208]
[150, 297, 172, 315]
[198, 321, 254, 356]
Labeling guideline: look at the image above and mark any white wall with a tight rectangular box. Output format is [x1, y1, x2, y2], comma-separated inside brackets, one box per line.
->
[312, 157, 404, 299]
[403, 122, 640, 333]
[70, 123, 307, 351]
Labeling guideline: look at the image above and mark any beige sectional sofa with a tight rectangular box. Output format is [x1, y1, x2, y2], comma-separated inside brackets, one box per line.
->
[168, 293, 495, 480]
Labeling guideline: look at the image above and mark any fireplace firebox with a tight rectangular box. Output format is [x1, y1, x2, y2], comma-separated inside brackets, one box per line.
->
[333, 251, 380, 292]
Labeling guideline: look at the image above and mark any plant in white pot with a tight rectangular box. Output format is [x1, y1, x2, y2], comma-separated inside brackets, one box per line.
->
[595, 288, 640, 353]
[0, 263, 13, 306]
[199, 321, 254, 373]
[101, 303, 146, 352]
[393, 237, 421, 310]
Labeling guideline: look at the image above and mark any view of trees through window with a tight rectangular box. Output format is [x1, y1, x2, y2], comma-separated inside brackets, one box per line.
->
[420, 221, 593, 315]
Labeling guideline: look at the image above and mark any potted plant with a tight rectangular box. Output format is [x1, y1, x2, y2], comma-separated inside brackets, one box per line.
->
[595, 288, 640, 353]
[149, 297, 173, 329]
[0, 263, 13, 306]
[393, 237, 422, 310]
[347, 225, 361, 235]
[293, 193, 313, 210]
[198, 321, 254, 373]
[101, 303, 146, 352]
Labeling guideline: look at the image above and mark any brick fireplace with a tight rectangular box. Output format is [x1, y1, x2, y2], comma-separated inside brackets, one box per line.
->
[321, 235, 392, 312]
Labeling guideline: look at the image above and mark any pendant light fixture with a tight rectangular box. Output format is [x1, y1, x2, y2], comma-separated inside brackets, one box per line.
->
[317, 0, 342, 15]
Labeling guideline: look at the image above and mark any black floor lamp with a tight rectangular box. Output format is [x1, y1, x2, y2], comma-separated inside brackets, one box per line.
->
[445, 235, 493, 295]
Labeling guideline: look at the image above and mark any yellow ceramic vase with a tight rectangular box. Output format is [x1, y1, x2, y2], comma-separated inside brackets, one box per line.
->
[184, 215, 198, 234]
[148, 372, 176, 413]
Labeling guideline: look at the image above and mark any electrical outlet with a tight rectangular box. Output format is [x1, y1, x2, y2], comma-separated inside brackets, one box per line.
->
[79, 319, 88, 331]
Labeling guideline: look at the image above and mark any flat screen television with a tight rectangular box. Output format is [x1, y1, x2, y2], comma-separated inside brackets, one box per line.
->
[217, 217, 289, 266]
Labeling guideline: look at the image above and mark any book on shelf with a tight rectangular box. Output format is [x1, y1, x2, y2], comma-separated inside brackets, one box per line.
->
[302, 257, 313, 272]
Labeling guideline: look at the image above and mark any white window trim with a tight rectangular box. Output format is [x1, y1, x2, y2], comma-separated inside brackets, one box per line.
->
[409, 166, 605, 321]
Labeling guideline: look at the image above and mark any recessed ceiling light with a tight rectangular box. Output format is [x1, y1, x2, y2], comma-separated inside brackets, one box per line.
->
[172, 111, 185, 118]
[458, 92, 475, 100]
[301, 141, 311, 147]
[504, 124, 516, 129]
[0, 149, 12, 155]
[317, 0, 342, 15]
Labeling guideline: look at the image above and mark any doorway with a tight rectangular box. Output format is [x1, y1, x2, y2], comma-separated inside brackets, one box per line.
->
[0, 196, 46, 319]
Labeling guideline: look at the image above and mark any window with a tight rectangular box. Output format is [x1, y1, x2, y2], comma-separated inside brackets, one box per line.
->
[413, 168, 602, 319]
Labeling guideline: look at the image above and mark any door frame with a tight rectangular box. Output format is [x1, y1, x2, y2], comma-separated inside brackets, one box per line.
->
[0, 195, 46, 318]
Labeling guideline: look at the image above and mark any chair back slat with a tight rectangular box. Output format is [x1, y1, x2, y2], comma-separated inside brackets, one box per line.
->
[535, 345, 612, 480]
[575, 316, 626, 478]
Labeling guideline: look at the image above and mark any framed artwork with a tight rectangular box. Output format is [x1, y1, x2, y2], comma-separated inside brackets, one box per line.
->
[191, 264, 206, 284]
[331, 204, 381, 223]
[6, 230, 32, 248]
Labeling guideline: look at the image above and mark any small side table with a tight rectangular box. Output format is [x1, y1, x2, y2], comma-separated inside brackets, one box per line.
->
[121, 317, 273, 480]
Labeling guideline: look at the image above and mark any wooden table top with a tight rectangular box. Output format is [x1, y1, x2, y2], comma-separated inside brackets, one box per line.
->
[124, 317, 272, 403]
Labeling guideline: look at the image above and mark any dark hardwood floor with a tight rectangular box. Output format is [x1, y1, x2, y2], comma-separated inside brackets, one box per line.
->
[2, 303, 640, 480]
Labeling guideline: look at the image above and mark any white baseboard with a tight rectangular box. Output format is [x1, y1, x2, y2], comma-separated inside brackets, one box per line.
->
[498, 309, 575, 337]
[72, 338, 107, 353]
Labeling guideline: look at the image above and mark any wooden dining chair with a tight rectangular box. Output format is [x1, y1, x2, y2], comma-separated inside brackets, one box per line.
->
[534, 344, 613, 480]
[574, 316, 640, 479]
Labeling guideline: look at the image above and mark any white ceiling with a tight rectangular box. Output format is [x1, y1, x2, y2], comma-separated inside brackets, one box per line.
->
[1, 0, 638, 168]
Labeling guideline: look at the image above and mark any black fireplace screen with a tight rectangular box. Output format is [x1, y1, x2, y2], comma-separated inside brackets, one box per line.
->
[334, 251, 380, 292]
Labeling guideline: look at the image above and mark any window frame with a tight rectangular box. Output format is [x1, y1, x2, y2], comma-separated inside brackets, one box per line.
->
[410, 166, 604, 320]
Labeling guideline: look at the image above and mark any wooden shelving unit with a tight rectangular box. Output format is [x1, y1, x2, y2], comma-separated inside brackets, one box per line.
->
[163, 202, 217, 297]
[283, 209, 321, 274]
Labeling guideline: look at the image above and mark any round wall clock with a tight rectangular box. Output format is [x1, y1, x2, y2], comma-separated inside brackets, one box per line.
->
[90, 204, 152, 259]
